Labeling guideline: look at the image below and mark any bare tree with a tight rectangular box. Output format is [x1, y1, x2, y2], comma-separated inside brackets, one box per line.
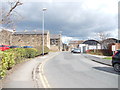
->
[97, 32, 111, 49]
[97, 32, 110, 41]
[0, 0, 23, 29]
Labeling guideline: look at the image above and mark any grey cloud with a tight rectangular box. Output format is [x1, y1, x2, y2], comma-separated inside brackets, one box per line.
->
[14, 1, 117, 39]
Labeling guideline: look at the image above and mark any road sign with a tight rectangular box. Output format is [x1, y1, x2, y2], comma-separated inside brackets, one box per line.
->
[112, 45, 116, 51]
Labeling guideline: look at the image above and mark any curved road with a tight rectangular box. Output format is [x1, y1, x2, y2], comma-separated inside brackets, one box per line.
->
[44, 52, 119, 88]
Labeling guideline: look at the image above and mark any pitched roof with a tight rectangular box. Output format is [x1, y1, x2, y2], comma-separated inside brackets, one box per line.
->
[13, 30, 49, 35]
[50, 34, 61, 39]
[0, 28, 13, 32]
[69, 40, 84, 44]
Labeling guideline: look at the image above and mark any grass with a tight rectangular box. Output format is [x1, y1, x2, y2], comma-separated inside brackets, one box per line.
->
[103, 57, 112, 60]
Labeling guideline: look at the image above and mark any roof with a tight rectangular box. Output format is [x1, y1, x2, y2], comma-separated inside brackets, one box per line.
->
[69, 40, 84, 44]
[0, 28, 13, 32]
[101, 38, 117, 43]
[82, 40, 100, 45]
[50, 34, 61, 39]
[13, 30, 49, 35]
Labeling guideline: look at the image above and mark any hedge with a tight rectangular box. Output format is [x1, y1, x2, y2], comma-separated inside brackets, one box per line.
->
[0, 46, 49, 78]
[35, 46, 49, 56]
[86, 49, 113, 56]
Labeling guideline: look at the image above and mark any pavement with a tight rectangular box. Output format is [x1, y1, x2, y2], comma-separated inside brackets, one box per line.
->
[1, 52, 60, 88]
[44, 52, 119, 88]
[83, 54, 112, 66]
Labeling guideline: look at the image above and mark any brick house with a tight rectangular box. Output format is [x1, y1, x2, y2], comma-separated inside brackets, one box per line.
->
[115, 40, 120, 50]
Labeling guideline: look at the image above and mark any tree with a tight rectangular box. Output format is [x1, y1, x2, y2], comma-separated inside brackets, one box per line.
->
[97, 32, 110, 41]
[0, 0, 23, 29]
[97, 32, 111, 49]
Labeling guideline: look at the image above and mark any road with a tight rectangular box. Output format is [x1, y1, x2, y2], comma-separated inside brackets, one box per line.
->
[44, 52, 119, 88]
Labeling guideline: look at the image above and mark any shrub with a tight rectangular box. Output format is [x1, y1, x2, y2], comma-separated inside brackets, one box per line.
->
[35, 46, 49, 56]
[86, 49, 113, 56]
[0, 52, 15, 77]
[24, 48, 38, 58]
[5, 48, 26, 64]
[0, 47, 49, 78]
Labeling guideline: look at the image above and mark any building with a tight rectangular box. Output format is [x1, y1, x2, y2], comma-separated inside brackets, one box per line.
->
[69, 40, 84, 49]
[50, 34, 62, 51]
[78, 40, 101, 53]
[12, 30, 50, 48]
[0, 29, 50, 48]
[0, 29, 13, 45]
[62, 43, 69, 51]
[100, 38, 117, 50]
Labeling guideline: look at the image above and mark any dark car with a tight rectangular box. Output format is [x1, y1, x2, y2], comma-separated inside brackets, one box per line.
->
[23, 46, 33, 48]
[9, 46, 21, 48]
[112, 50, 120, 72]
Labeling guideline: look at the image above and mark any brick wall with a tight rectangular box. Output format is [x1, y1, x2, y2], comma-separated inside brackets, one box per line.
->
[115, 43, 120, 50]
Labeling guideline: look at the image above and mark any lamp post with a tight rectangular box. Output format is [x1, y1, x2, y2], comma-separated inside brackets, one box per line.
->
[59, 31, 62, 51]
[42, 8, 47, 56]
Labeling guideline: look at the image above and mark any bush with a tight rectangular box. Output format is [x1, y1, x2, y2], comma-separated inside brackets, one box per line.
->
[86, 49, 113, 56]
[24, 48, 38, 58]
[0, 47, 49, 78]
[35, 46, 49, 56]
[0, 52, 15, 77]
[5, 48, 26, 64]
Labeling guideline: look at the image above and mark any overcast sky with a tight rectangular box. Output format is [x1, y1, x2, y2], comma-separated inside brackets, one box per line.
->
[2, 0, 119, 43]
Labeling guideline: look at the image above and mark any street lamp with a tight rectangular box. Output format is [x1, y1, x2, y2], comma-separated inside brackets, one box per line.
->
[42, 8, 47, 56]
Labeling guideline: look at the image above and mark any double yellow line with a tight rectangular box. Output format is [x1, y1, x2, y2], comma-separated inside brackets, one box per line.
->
[38, 52, 60, 88]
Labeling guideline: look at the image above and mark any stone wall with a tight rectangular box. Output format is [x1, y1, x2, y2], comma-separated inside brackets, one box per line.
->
[11, 33, 50, 48]
[0, 30, 12, 45]
[0, 30, 50, 48]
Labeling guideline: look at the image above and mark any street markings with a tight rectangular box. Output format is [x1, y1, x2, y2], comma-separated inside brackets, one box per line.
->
[38, 53, 60, 88]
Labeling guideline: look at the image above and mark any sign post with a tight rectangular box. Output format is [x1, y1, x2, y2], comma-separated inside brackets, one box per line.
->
[112, 45, 116, 55]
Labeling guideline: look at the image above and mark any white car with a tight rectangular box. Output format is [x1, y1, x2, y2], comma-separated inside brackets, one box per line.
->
[72, 48, 81, 53]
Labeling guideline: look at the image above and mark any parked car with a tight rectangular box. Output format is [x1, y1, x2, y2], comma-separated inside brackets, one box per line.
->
[112, 50, 120, 72]
[9, 46, 21, 48]
[71, 48, 81, 53]
[23, 46, 33, 48]
[71, 48, 75, 53]
[0, 45, 10, 51]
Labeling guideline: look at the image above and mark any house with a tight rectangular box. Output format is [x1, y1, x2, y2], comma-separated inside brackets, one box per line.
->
[62, 43, 69, 51]
[100, 38, 117, 50]
[0, 29, 13, 45]
[78, 40, 101, 53]
[0, 29, 50, 48]
[112, 39, 120, 51]
[12, 30, 50, 48]
[69, 40, 84, 49]
[50, 34, 62, 51]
